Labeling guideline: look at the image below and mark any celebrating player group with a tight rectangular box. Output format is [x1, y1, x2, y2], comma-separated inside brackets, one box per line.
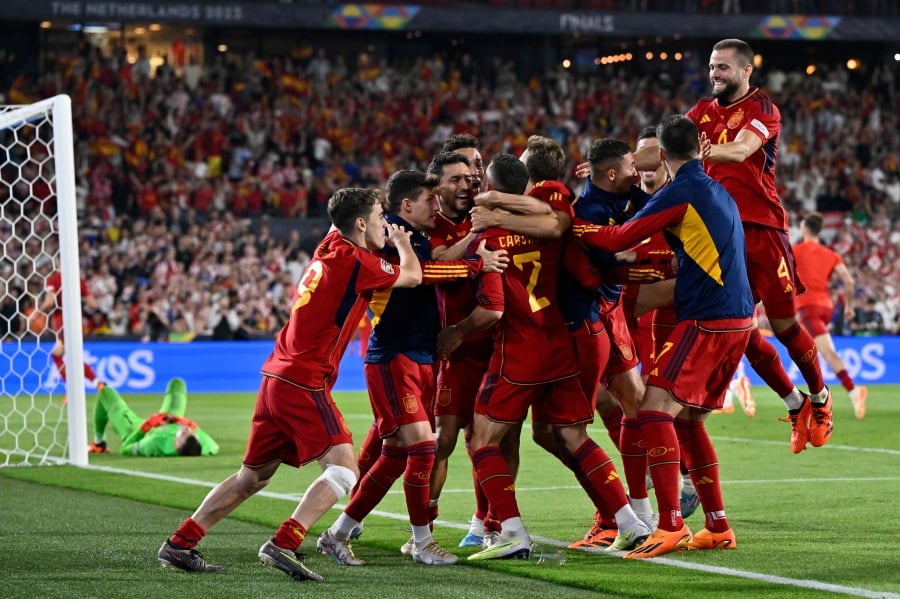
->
[156, 38, 837, 581]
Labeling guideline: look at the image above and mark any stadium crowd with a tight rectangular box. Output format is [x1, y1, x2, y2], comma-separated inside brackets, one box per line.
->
[1, 37, 898, 342]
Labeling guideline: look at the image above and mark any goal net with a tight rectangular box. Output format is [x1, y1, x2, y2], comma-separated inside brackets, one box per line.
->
[0, 95, 88, 467]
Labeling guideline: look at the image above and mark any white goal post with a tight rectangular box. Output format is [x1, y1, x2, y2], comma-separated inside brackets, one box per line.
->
[0, 95, 88, 466]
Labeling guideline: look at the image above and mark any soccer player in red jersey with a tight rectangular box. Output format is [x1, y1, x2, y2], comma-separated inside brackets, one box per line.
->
[793, 212, 867, 419]
[428, 148, 549, 548]
[28, 256, 103, 393]
[686, 38, 832, 453]
[320, 170, 502, 567]
[457, 136, 651, 560]
[573, 115, 754, 559]
[157, 188, 422, 580]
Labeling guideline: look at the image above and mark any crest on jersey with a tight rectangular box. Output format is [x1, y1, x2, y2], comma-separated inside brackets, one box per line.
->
[727, 109, 744, 129]
[619, 343, 634, 361]
[380, 259, 395, 274]
[437, 388, 452, 407]
[403, 394, 419, 414]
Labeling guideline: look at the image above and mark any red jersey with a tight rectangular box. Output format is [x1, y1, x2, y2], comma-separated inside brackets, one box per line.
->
[430, 213, 493, 359]
[687, 87, 786, 231]
[474, 180, 580, 385]
[261, 230, 400, 389]
[793, 240, 843, 311]
[44, 272, 90, 314]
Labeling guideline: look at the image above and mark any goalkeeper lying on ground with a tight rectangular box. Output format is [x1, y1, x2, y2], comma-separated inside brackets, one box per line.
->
[89, 377, 219, 457]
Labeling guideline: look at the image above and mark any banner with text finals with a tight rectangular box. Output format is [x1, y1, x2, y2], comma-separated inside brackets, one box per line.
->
[2, 337, 898, 395]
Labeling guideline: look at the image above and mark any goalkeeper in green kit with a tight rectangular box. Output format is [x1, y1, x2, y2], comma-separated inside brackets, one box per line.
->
[88, 377, 219, 457]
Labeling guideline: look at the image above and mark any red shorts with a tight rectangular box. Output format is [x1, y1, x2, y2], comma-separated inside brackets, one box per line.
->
[645, 317, 752, 411]
[797, 304, 832, 337]
[630, 311, 654, 371]
[599, 298, 639, 386]
[434, 353, 490, 425]
[478, 370, 591, 426]
[243, 375, 353, 468]
[744, 224, 806, 320]
[569, 318, 610, 410]
[365, 355, 437, 438]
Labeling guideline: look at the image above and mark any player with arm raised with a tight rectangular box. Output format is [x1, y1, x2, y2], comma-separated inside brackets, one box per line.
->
[157, 188, 421, 581]
[573, 115, 754, 558]
[688, 38, 832, 453]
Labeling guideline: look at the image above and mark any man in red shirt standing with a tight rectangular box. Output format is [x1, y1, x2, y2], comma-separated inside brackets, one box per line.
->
[157, 188, 422, 581]
[28, 257, 102, 394]
[686, 38, 833, 453]
[793, 212, 867, 419]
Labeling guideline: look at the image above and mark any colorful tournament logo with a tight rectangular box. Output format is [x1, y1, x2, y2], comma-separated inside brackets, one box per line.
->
[753, 15, 841, 40]
[326, 4, 419, 30]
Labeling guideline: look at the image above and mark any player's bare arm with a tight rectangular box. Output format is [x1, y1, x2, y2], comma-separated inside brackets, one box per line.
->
[834, 262, 856, 320]
[702, 128, 763, 163]
[431, 230, 477, 261]
[473, 190, 552, 215]
[470, 205, 570, 239]
[435, 305, 503, 359]
[386, 224, 423, 288]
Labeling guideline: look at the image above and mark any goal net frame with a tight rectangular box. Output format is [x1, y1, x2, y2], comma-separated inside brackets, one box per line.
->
[1, 94, 87, 467]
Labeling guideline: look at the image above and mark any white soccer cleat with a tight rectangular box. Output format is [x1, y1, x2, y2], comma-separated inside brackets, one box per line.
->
[468, 531, 532, 561]
[400, 535, 414, 557]
[482, 530, 501, 549]
[316, 530, 366, 566]
[412, 540, 459, 566]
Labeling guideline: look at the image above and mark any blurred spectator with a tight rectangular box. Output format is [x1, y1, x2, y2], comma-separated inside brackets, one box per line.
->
[2, 33, 897, 341]
[851, 297, 886, 336]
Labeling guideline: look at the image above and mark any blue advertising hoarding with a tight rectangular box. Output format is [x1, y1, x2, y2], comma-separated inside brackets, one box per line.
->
[2, 336, 898, 395]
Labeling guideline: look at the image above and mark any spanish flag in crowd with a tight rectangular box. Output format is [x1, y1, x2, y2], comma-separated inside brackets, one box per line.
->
[280, 73, 309, 97]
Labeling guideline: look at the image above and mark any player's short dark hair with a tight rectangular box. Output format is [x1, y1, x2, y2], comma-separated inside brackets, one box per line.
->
[713, 38, 754, 68]
[486, 153, 529, 195]
[427, 151, 470, 177]
[637, 126, 658, 142]
[657, 115, 699, 162]
[803, 212, 824, 236]
[442, 134, 480, 153]
[177, 432, 202, 456]
[524, 135, 565, 183]
[385, 170, 437, 214]
[587, 138, 631, 171]
[327, 188, 382, 234]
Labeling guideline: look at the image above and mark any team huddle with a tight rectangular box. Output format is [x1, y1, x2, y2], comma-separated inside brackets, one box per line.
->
[156, 38, 852, 581]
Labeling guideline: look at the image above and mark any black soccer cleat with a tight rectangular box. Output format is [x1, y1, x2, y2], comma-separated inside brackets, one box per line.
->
[258, 539, 323, 582]
[158, 540, 223, 572]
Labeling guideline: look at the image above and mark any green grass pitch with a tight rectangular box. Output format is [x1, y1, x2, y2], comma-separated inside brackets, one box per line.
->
[1, 385, 898, 598]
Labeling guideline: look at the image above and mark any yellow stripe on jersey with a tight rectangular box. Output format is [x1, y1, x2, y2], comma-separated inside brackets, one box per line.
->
[368, 288, 392, 328]
[670, 204, 723, 286]
[423, 264, 470, 279]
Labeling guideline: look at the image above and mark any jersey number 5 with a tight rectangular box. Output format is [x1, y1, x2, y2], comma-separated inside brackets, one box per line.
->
[292, 261, 324, 312]
[513, 251, 550, 313]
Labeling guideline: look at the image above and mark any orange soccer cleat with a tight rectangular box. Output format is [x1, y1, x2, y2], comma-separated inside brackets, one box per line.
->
[686, 527, 736, 550]
[809, 389, 834, 447]
[623, 525, 692, 559]
[87, 441, 109, 454]
[780, 396, 811, 454]
[569, 514, 617, 549]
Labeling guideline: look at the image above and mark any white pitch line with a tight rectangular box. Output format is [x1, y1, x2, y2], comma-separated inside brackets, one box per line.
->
[87, 464, 899, 599]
